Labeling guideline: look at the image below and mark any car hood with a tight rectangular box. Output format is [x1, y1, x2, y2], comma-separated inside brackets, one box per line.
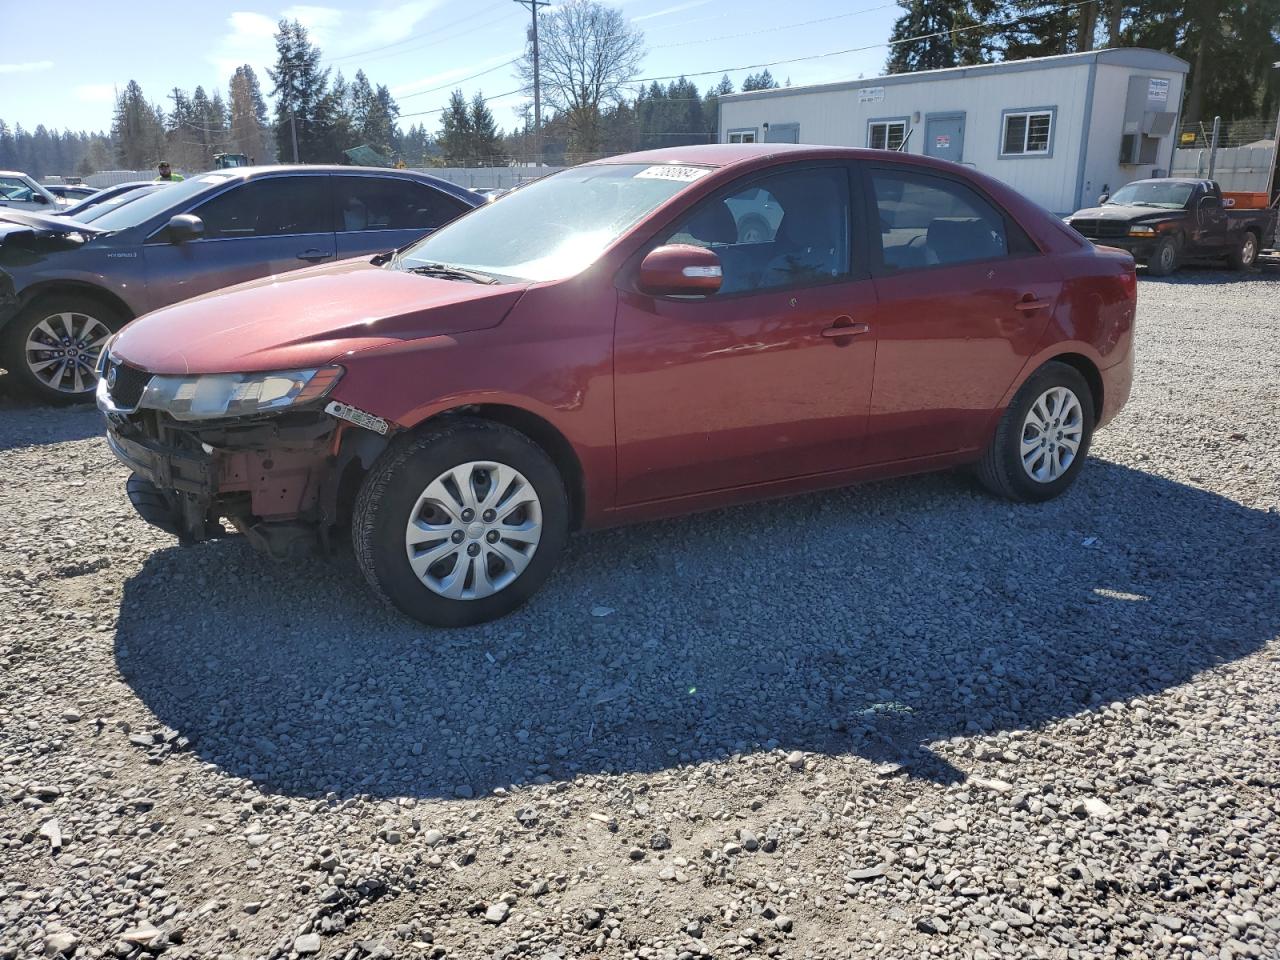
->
[110, 258, 530, 374]
[0, 209, 104, 241]
[1070, 204, 1181, 221]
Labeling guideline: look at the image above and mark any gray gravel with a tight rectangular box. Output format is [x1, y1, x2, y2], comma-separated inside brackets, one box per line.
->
[2, 262, 1278, 960]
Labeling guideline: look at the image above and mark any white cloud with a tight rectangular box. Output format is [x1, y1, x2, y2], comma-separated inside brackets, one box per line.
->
[631, 0, 711, 23]
[348, 0, 442, 49]
[74, 84, 117, 103]
[0, 60, 54, 75]
[208, 6, 344, 79]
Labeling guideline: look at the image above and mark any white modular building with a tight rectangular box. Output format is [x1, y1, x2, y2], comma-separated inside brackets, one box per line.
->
[717, 48, 1189, 215]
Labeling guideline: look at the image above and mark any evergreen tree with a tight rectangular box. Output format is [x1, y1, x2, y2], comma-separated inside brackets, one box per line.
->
[741, 70, 779, 91]
[885, 0, 991, 73]
[469, 92, 501, 164]
[268, 18, 332, 163]
[111, 80, 167, 169]
[438, 89, 474, 161]
[229, 65, 272, 163]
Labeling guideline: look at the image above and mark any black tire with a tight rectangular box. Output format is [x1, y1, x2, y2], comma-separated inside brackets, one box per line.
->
[1145, 236, 1179, 277]
[976, 361, 1095, 503]
[0, 293, 125, 405]
[1227, 231, 1259, 271]
[352, 417, 569, 627]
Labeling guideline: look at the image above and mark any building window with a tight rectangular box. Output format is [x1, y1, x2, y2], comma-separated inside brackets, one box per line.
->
[1001, 109, 1054, 156]
[727, 129, 757, 144]
[868, 120, 908, 152]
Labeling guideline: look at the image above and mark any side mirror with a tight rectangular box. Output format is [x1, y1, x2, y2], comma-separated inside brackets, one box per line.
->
[32, 193, 49, 204]
[1098, 193, 1110, 205]
[166, 213, 205, 243]
[638, 244, 723, 297]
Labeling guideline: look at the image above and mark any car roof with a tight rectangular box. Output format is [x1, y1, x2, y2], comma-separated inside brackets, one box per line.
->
[591, 142, 992, 176]
[195, 164, 483, 202]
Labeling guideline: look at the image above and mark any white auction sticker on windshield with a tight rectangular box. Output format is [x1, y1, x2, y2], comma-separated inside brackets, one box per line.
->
[634, 165, 709, 183]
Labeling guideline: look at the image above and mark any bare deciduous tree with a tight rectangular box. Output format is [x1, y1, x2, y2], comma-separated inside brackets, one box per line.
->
[519, 0, 645, 157]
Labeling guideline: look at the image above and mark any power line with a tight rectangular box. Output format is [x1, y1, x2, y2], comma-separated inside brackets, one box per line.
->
[319, 2, 511, 66]
[397, 86, 526, 121]
[624, 0, 1100, 87]
[397, 58, 522, 102]
[651, 2, 899, 50]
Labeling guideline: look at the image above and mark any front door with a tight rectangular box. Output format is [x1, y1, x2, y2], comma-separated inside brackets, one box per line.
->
[614, 164, 877, 505]
[142, 174, 335, 310]
[924, 114, 965, 163]
[861, 165, 1060, 463]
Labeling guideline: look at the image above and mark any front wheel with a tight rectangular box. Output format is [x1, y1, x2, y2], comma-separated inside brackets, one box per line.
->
[1, 295, 122, 404]
[1227, 231, 1258, 271]
[353, 418, 569, 627]
[976, 362, 1095, 503]
[1145, 236, 1179, 276]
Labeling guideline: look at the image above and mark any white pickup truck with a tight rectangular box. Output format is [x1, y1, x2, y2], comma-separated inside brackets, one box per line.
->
[0, 171, 72, 213]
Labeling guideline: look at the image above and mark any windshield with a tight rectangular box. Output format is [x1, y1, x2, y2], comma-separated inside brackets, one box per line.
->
[1107, 181, 1194, 209]
[75, 187, 164, 222]
[396, 162, 710, 282]
[89, 174, 231, 231]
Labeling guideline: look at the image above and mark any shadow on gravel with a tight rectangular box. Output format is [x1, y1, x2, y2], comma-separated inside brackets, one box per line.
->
[0, 401, 103, 450]
[114, 460, 1279, 797]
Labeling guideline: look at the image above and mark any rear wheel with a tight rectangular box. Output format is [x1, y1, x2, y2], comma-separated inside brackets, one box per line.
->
[1227, 231, 1259, 271]
[1, 294, 123, 404]
[353, 418, 569, 627]
[1145, 236, 1179, 276]
[976, 361, 1095, 503]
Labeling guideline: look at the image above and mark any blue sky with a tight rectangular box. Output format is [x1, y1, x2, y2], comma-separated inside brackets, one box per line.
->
[0, 0, 902, 135]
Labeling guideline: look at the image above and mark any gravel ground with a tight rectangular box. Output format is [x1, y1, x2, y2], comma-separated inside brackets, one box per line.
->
[1, 262, 1278, 960]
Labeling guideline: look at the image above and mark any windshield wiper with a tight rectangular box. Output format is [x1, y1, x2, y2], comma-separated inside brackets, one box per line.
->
[406, 262, 499, 285]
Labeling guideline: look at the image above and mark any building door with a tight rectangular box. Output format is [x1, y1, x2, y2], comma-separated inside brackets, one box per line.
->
[924, 114, 965, 162]
[765, 123, 800, 143]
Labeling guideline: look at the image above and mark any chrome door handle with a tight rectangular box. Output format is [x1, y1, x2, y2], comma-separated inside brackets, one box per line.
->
[821, 319, 870, 338]
[1014, 298, 1051, 312]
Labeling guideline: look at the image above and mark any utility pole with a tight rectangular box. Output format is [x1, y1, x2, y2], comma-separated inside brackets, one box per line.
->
[514, 0, 549, 167]
[289, 109, 300, 164]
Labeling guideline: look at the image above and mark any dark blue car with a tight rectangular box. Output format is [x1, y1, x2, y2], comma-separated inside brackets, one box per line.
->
[0, 166, 483, 403]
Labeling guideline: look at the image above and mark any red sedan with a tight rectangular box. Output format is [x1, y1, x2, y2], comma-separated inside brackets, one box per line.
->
[98, 145, 1136, 626]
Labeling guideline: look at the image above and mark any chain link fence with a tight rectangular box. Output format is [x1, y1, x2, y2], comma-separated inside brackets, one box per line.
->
[1171, 119, 1278, 193]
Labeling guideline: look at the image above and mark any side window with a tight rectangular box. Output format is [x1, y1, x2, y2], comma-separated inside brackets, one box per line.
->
[665, 167, 850, 295]
[194, 177, 331, 238]
[0, 176, 35, 202]
[333, 176, 469, 233]
[868, 120, 907, 151]
[870, 170, 1019, 271]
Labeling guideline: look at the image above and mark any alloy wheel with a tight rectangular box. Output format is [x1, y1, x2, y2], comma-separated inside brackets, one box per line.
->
[1242, 234, 1257, 267]
[1020, 386, 1084, 483]
[24, 311, 112, 396]
[404, 460, 543, 600]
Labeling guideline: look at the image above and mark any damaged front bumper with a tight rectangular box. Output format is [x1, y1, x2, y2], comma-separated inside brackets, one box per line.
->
[102, 405, 389, 557]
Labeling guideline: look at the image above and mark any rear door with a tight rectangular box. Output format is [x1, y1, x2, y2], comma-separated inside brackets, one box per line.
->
[332, 174, 474, 259]
[142, 173, 334, 308]
[860, 164, 1061, 463]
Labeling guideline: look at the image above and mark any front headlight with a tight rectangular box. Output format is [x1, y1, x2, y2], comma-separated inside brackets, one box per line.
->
[1128, 225, 1157, 237]
[138, 366, 343, 420]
